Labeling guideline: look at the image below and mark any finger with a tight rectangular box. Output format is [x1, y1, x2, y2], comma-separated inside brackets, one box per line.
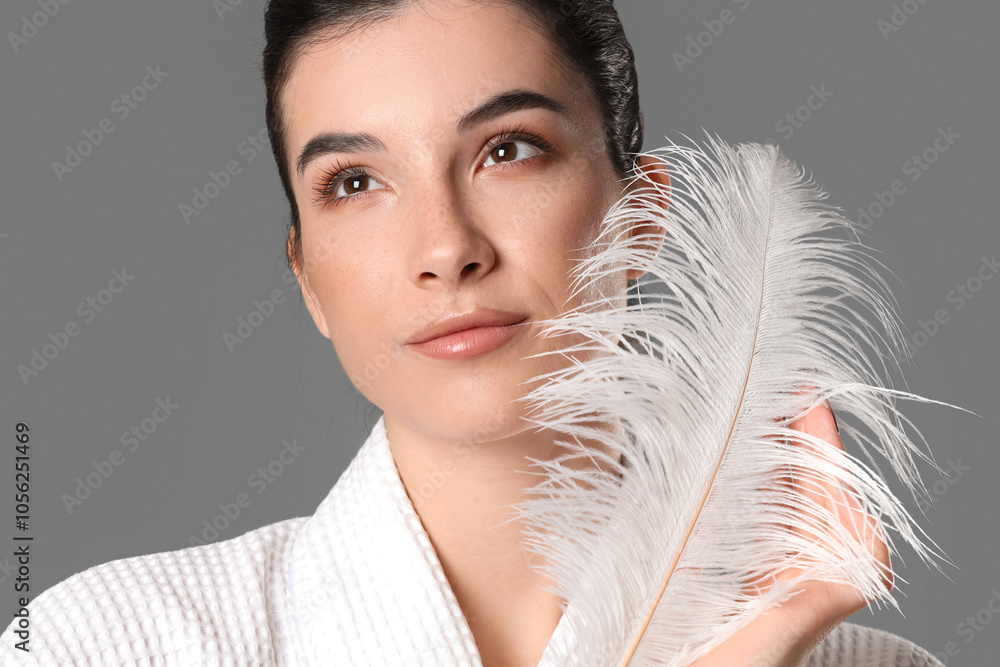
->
[789, 400, 858, 537]
[743, 411, 802, 596]
[789, 400, 893, 594]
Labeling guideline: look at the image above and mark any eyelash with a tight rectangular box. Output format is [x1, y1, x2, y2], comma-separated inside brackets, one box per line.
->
[310, 123, 555, 208]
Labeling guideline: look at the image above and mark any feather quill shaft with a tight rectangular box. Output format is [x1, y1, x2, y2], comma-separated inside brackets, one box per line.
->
[510, 133, 966, 666]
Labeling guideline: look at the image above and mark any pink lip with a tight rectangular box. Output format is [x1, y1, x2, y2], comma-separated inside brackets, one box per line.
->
[408, 323, 526, 360]
[406, 309, 528, 360]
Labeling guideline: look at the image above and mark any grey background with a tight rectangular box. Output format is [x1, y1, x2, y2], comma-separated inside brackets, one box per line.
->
[1, 0, 997, 664]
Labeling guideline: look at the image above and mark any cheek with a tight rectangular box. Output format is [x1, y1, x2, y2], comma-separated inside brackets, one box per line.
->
[501, 165, 616, 304]
[301, 223, 395, 350]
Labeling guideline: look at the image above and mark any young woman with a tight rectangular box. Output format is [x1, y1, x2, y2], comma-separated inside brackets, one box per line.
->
[1, 1, 943, 665]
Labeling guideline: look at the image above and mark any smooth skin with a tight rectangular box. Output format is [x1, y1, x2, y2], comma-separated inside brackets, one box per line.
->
[279, 1, 891, 665]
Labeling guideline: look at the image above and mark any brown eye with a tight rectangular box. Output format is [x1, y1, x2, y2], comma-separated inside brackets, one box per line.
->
[343, 174, 369, 195]
[483, 139, 542, 169]
[491, 142, 519, 163]
[316, 166, 386, 207]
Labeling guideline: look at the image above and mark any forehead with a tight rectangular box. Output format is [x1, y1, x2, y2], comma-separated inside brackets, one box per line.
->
[280, 1, 593, 161]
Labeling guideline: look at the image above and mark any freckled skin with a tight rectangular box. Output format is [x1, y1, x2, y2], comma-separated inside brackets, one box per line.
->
[282, 4, 653, 443]
[281, 1, 669, 667]
[278, 1, 883, 665]
[279, 3, 666, 663]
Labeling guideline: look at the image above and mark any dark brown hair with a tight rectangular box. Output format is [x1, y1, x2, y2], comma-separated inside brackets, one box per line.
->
[262, 0, 643, 272]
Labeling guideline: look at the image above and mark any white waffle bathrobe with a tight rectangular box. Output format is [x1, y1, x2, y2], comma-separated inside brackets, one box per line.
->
[0, 417, 943, 666]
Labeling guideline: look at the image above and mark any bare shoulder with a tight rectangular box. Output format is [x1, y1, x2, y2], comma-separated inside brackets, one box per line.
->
[806, 621, 944, 667]
[0, 517, 305, 666]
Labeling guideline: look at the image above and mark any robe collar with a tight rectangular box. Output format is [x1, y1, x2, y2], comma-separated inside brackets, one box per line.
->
[284, 415, 575, 665]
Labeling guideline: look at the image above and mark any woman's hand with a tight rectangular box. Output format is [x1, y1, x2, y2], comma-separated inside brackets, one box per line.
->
[689, 392, 893, 667]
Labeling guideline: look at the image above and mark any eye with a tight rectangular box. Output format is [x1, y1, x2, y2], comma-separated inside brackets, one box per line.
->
[482, 124, 553, 170]
[483, 139, 543, 168]
[312, 162, 387, 207]
[333, 170, 386, 199]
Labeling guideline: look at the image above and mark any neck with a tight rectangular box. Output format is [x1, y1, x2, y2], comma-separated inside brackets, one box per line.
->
[382, 412, 623, 664]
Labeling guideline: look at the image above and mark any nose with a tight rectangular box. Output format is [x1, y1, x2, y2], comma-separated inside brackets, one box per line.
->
[407, 185, 496, 289]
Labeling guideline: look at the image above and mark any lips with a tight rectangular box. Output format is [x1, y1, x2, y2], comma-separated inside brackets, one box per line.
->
[406, 308, 528, 345]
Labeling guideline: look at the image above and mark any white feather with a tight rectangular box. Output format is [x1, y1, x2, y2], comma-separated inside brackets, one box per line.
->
[508, 133, 967, 666]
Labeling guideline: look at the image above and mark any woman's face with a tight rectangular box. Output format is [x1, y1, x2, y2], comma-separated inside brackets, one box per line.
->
[281, 0, 656, 441]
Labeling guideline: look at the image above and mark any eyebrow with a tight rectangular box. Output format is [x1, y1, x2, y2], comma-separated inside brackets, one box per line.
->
[295, 89, 567, 178]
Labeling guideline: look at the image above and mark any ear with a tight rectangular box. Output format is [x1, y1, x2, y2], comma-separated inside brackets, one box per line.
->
[287, 228, 332, 340]
[624, 154, 670, 283]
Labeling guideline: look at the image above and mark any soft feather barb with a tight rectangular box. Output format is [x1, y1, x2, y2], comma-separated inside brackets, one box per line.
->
[510, 132, 960, 666]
